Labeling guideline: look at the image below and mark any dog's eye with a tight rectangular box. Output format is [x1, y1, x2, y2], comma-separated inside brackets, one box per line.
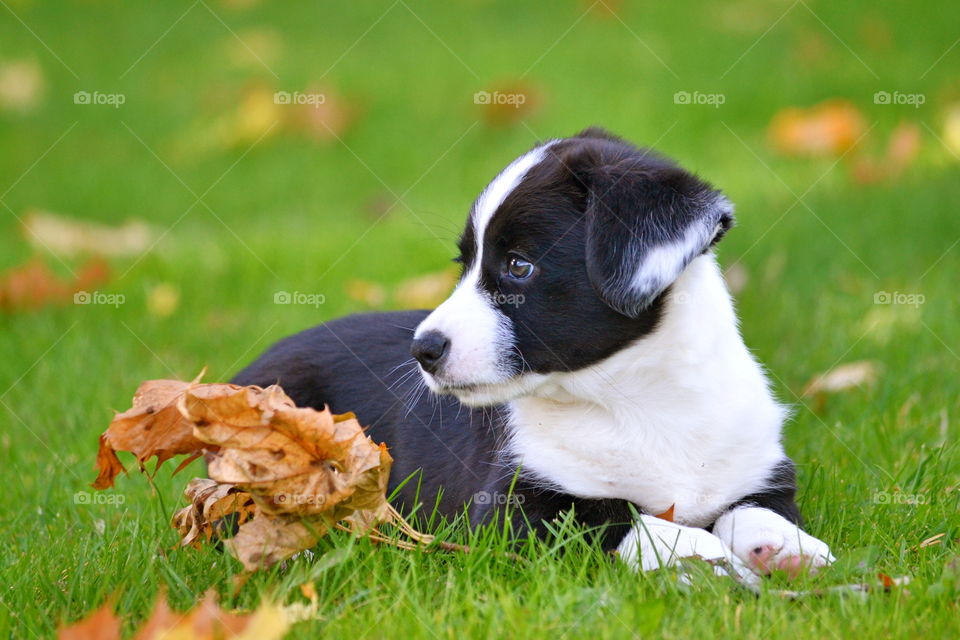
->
[506, 255, 535, 280]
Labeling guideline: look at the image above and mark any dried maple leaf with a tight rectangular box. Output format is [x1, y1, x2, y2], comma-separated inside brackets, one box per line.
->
[93, 379, 226, 489]
[99, 377, 396, 571]
[58, 600, 121, 640]
[173, 478, 257, 548]
[768, 99, 867, 156]
[59, 590, 288, 640]
[802, 360, 880, 397]
[182, 385, 392, 521]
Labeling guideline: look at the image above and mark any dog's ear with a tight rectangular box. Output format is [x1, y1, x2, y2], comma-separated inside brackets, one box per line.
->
[582, 157, 733, 318]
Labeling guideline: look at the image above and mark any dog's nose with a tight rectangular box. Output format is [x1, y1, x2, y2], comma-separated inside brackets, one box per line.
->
[411, 331, 450, 374]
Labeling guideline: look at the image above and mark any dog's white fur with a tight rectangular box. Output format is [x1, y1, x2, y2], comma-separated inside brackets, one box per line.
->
[415, 146, 833, 575]
[713, 506, 834, 571]
[506, 255, 786, 528]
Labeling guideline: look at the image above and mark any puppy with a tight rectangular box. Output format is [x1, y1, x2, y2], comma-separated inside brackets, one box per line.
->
[234, 128, 833, 577]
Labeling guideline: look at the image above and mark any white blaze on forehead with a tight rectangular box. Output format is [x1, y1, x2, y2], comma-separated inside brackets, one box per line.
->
[414, 141, 555, 390]
[468, 141, 557, 274]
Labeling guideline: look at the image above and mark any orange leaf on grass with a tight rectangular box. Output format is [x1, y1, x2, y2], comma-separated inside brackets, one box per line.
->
[0, 257, 111, 312]
[768, 99, 867, 156]
[58, 590, 287, 640]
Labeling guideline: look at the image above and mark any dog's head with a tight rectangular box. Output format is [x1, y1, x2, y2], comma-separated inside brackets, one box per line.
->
[411, 128, 734, 406]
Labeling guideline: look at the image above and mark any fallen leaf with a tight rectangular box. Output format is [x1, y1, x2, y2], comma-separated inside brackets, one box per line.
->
[654, 504, 675, 522]
[477, 81, 543, 128]
[97, 377, 396, 571]
[344, 278, 387, 307]
[394, 268, 458, 309]
[60, 590, 288, 640]
[288, 86, 358, 142]
[22, 210, 156, 258]
[172, 478, 257, 548]
[0, 257, 111, 312]
[852, 122, 922, 184]
[769, 99, 867, 156]
[224, 515, 325, 572]
[93, 378, 234, 489]
[147, 282, 180, 318]
[58, 599, 120, 640]
[0, 58, 44, 113]
[802, 360, 879, 397]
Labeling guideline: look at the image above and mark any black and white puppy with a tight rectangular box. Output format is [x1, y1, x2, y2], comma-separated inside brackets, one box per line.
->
[234, 128, 833, 577]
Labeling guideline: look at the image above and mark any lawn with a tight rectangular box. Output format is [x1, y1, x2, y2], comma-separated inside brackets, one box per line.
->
[1, 0, 959, 637]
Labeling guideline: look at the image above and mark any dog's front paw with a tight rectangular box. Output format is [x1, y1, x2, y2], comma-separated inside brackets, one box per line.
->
[617, 515, 756, 583]
[713, 507, 834, 578]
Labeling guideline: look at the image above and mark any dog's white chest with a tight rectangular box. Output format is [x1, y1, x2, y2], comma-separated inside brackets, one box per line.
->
[507, 395, 783, 527]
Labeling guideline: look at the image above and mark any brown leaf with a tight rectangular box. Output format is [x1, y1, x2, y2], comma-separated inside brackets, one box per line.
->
[0, 257, 111, 312]
[172, 478, 257, 548]
[768, 99, 867, 156]
[224, 515, 325, 572]
[654, 504, 675, 523]
[477, 81, 543, 128]
[102, 377, 396, 570]
[852, 122, 922, 185]
[58, 600, 121, 640]
[393, 268, 459, 309]
[802, 360, 879, 397]
[183, 385, 392, 520]
[93, 379, 233, 489]
[60, 590, 287, 640]
[22, 210, 156, 258]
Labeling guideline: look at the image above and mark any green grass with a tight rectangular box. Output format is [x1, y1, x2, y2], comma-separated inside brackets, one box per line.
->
[2, 0, 960, 637]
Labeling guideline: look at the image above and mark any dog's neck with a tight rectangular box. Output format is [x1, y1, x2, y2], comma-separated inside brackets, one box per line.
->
[504, 255, 787, 526]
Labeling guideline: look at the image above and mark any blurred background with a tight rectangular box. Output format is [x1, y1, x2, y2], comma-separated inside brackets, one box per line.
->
[1, 0, 959, 631]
